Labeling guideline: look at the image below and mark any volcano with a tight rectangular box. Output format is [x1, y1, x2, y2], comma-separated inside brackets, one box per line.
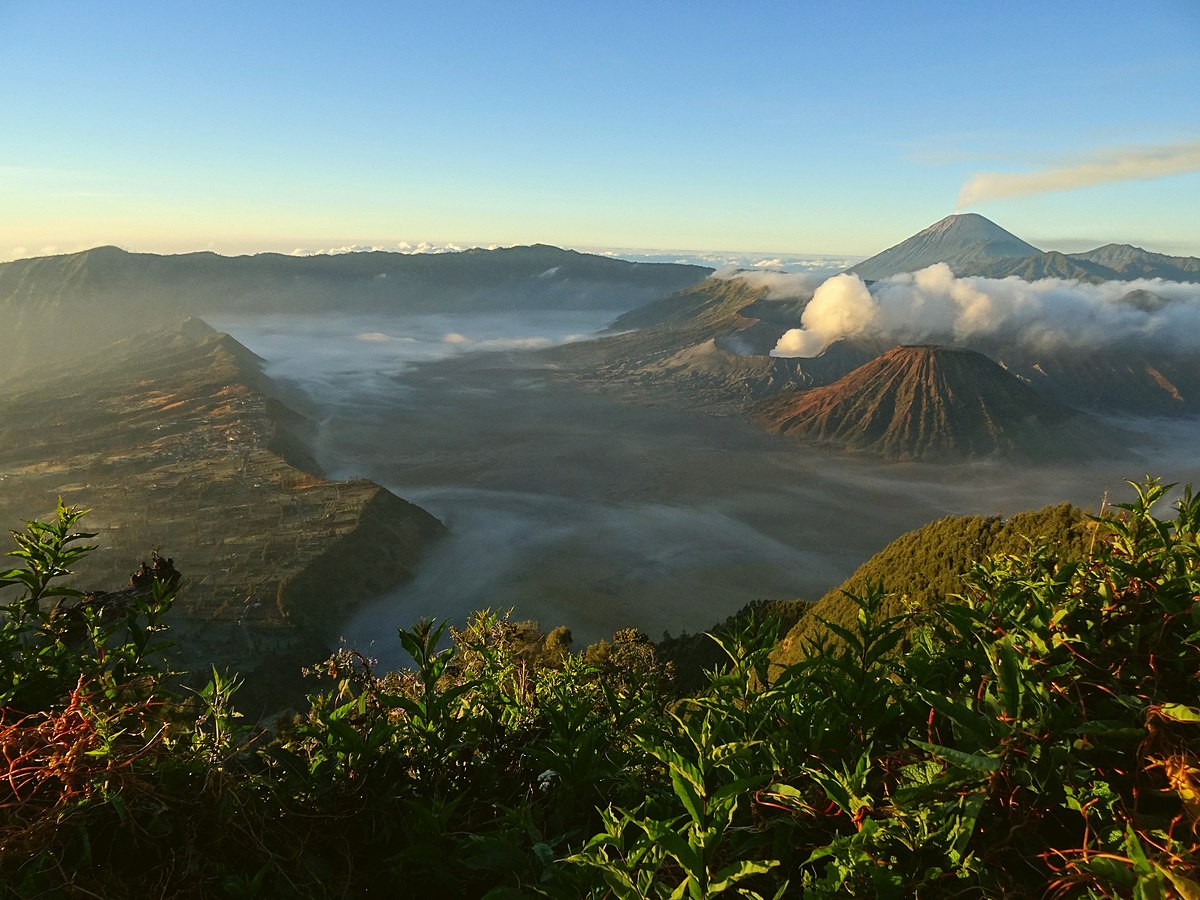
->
[757, 345, 1114, 461]
[846, 214, 1200, 283]
[848, 214, 1041, 281]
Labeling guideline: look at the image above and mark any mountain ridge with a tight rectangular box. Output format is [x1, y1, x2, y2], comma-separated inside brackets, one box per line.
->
[848, 214, 1200, 283]
[0, 318, 446, 702]
[0, 243, 712, 376]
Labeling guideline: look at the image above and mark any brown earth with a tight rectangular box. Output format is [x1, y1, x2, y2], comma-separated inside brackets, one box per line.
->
[756, 345, 1123, 461]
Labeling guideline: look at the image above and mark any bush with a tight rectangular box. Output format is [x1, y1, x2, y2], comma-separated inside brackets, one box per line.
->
[2, 481, 1199, 897]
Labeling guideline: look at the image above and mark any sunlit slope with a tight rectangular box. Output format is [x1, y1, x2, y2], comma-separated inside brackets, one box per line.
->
[0, 318, 445, 692]
[771, 501, 1094, 668]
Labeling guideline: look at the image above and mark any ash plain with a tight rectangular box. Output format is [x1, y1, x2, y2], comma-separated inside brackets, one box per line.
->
[211, 310, 1200, 670]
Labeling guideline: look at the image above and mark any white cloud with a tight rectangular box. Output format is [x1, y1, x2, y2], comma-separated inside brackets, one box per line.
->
[712, 269, 823, 300]
[771, 264, 1200, 358]
[289, 241, 474, 257]
[958, 140, 1200, 208]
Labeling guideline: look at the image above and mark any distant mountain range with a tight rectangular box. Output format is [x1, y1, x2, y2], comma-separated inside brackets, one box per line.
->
[0, 243, 711, 375]
[848, 213, 1200, 283]
[551, 213, 1200, 459]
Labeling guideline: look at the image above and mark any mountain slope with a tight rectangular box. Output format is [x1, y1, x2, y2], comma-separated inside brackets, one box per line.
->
[1068, 244, 1200, 281]
[0, 319, 445, 700]
[771, 502, 1093, 667]
[848, 214, 1041, 281]
[757, 345, 1114, 460]
[544, 278, 871, 409]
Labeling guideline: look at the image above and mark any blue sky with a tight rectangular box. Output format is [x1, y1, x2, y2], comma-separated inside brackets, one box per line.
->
[2, 1, 1198, 262]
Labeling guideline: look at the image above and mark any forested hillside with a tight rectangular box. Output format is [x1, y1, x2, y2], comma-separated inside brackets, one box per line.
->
[774, 501, 1094, 667]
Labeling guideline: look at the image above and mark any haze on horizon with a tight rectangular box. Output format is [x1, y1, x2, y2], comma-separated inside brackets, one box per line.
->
[2, 1, 1199, 263]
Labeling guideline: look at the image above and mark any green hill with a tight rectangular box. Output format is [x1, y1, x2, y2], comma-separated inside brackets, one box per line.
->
[773, 500, 1094, 667]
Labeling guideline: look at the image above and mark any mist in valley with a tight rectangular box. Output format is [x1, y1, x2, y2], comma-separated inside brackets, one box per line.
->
[212, 306, 1200, 670]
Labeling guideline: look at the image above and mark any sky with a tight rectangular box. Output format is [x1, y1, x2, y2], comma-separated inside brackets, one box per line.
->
[2, 1, 1199, 263]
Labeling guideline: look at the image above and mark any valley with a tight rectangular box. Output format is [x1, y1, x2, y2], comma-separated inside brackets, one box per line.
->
[218, 310, 1200, 670]
[3, 219, 1200, 687]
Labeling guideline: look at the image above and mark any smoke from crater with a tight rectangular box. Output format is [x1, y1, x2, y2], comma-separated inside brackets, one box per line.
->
[771, 264, 1200, 358]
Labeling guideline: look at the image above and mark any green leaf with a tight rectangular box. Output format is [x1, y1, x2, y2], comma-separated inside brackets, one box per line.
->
[911, 740, 1001, 774]
[993, 641, 1024, 720]
[1156, 864, 1200, 900]
[1157, 703, 1200, 724]
[710, 859, 779, 893]
[670, 766, 706, 826]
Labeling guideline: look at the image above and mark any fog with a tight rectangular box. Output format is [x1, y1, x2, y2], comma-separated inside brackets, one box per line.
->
[213, 310, 1200, 669]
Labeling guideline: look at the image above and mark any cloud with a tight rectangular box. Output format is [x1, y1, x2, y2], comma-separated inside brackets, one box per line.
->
[957, 141, 1200, 208]
[771, 264, 1200, 358]
[289, 241, 477, 257]
[581, 246, 860, 273]
[712, 269, 823, 300]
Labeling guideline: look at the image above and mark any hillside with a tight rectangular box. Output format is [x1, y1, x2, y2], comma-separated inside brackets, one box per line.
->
[772, 500, 1094, 667]
[1069, 243, 1200, 281]
[0, 244, 711, 375]
[992, 346, 1200, 415]
[545, 278, 870, 410]
[0, 318, 445, 698]
[756, 345, 1115, 460]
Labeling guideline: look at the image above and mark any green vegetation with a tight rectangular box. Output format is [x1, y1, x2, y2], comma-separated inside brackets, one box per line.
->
[3, 480, 1200, 897]
[775, 501, 1094, 667]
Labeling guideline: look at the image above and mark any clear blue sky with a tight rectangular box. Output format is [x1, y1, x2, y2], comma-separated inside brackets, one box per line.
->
[2, 0, 1198, 261]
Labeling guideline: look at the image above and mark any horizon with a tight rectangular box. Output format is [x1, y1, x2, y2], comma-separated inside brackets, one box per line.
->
[5, 208, 1193, 275]
[0, 236, 863, 273]
[3, 2, 1199, 262]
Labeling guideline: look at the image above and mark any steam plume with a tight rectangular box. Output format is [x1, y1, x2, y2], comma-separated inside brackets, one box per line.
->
[772, 264, 1200, 358]
[957, 141, 1200, 209]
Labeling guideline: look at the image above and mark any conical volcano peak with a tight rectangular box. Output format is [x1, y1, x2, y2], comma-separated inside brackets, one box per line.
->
[918, 213, 1030, 244]
[848, 214, 1042, 281]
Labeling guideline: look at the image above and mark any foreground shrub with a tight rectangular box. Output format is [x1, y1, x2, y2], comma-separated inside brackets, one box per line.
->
[2, 479, 1199, 897]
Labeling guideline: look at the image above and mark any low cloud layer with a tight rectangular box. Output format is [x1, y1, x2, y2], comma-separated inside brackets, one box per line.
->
[712, 268, 824, 300]
[957, 141, 1200, 208]
[599, 248, 859, 274]
[290, 241, 491, 256]
[771, 264, 1200, 358]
